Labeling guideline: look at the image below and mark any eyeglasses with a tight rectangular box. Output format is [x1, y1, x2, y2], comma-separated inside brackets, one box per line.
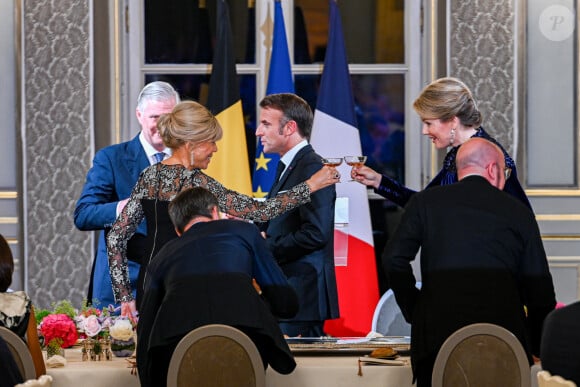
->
[504, 167, 512, 180]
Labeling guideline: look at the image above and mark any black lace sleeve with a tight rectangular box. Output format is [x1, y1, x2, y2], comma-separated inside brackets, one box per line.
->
[106, 171, 148, 303]
[193, 171, 311, 222]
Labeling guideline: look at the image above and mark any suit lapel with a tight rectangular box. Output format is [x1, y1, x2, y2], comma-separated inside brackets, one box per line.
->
[269, 145, 312, 197]
[126, 135, 150, 178]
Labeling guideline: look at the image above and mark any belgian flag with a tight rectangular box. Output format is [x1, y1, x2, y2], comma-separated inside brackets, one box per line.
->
[205, 0, 252, 195]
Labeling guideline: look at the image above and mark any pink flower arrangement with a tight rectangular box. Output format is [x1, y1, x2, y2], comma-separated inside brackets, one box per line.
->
[39, 313, 79, 348]
[81, 315, 103, 337]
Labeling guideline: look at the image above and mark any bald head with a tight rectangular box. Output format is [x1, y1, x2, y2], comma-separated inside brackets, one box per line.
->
[456, 138, 507, 190]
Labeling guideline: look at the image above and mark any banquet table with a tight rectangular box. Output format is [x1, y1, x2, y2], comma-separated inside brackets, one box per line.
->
[46, 347, 415, 387]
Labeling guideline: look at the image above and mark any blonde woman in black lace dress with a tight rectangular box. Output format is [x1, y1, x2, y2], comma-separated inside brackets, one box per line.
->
[106, 100, 340, 319]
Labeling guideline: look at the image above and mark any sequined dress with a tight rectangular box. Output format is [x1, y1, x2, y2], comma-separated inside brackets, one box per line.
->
[107, 163, 311, 303]
[375, 127, 532, 209]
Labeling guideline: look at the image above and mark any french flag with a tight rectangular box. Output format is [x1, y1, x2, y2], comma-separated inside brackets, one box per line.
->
[310, 0, 379, 337]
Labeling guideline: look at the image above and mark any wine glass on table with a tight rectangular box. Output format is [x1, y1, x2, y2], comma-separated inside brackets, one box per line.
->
[321, 157, 343, 182]
[344, 155, 367, 181]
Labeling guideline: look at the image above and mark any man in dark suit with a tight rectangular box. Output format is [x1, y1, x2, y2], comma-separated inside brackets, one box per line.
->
[384, 137, 556, 387]
[74, 81, 179, 310]
[256, 93, 339, 337]
[137, 187, 298, 387]
[540, 301, 580, 384]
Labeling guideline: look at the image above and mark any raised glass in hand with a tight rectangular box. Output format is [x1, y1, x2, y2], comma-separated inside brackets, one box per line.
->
[321, 157, 343, 167]
[322, 157, 343, 183]
[344, 155, 367, 181]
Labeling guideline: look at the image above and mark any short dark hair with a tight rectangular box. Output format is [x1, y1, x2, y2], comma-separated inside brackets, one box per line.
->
[169, 188, 219, 234]
[0, 234, 14, 292]
[259, 93, 313, 139]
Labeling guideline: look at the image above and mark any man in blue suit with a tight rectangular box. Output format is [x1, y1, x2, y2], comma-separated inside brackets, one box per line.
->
[256, 93, 339, 337]
[74, 81, 180, 310]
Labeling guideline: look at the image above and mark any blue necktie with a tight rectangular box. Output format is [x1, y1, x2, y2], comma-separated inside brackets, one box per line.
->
[154, 152, 165, 163]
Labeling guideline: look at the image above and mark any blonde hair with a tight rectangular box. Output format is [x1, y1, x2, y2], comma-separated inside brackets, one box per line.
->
[157, 100, 223, 149]
[413, 77, 483, 127]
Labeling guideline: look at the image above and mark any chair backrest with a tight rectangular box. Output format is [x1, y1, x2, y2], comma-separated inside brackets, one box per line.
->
[371, 282, 420, 336]
[0, 326, 36, 380]
[167, 324, 266, 387]
[538, 370, 577, 387]
[432, 323, 531, 387]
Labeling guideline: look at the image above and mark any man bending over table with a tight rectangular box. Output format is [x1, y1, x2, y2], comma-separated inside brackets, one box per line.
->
[136, 187, 298, 387]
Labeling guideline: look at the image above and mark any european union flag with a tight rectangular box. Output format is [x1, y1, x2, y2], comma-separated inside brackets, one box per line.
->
[252, 0, 294, 198]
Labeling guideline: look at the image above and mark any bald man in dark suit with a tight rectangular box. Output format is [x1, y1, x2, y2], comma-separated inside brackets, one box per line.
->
[384, 138, 556, 387]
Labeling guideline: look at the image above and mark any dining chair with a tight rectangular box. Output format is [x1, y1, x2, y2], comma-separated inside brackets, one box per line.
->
[166, 324, 266, 387]
[431, 322, 531, 387]
[0, 326, 37, 381]
[371, 282, 421, 336]
[537, 370, 577, 387]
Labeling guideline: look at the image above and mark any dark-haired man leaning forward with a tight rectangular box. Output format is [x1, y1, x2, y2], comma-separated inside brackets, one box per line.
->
[137, 187, 298, 387]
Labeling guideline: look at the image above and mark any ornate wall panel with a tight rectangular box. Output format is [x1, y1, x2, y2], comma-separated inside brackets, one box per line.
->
[22, 0, 93, 309]
[449, 0, 515, 155]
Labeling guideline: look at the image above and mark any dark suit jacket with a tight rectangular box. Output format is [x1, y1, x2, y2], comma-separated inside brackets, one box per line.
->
[540, 301, 580, 385]
[74, 134, 147, 308]
[264, 144, 339, 322]
[383, 176, 556, 377]
[0, 335, 23, 387]
[137, 219, 298, 387]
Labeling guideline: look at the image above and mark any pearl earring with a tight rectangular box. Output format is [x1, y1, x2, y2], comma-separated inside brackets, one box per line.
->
[449, 128, 456, 146]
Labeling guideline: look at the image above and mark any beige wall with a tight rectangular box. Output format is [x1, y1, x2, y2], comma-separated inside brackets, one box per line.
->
[4, 0, 578, 309]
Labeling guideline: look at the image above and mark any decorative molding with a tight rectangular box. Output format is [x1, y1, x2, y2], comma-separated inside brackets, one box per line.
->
[536, 214, 580, 221]
[0, 192, 17, 199]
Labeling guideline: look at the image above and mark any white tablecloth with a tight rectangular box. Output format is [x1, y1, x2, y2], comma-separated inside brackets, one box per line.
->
[47, 348, 415, 387]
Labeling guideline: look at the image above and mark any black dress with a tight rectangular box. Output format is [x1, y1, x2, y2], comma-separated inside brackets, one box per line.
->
[135, 199, 175, 308]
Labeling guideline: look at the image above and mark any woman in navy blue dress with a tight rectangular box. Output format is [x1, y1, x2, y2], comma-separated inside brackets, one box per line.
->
[351, 77, 531, 210]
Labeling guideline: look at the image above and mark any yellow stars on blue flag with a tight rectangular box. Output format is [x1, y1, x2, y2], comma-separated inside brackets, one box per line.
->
[253, 186, 268, 199]
[255, 152, 272, 171]
[253, 152, 274, 198]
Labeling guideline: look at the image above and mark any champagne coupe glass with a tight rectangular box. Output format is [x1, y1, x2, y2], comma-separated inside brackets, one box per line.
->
[321, 157, 343, 167]
[344, 155, 367, 181]
[321, 157, 343, 182]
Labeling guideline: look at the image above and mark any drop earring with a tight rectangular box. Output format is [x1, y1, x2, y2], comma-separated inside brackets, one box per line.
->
[449, 128, 456, 146]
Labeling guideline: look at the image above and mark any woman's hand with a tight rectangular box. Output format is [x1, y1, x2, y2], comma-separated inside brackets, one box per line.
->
[121, 300, 139, 324]
[351, 165, 381, 189]
[306, 166, 340, 192]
